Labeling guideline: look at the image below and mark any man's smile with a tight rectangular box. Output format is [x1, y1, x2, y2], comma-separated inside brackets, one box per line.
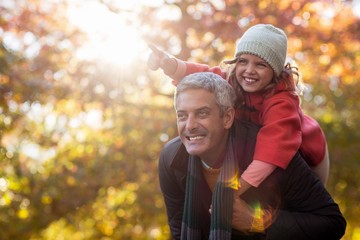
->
[186, 135, 205, 141]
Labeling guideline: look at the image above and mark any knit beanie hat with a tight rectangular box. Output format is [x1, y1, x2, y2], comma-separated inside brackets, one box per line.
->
[225, 24, 287, 77]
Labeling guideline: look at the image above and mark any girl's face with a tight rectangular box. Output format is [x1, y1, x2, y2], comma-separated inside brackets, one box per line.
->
[235, 54, 274, 93]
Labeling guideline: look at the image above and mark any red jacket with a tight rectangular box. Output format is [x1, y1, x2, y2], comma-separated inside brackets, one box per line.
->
[170, 61, 326, 168]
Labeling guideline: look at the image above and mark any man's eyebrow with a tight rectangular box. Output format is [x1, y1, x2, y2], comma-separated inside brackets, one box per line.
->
[196, 106, 211, 112]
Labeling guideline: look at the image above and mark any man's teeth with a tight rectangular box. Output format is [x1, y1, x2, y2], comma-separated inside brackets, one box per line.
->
[244, 77, 256, 83]
[189, 136, 204, 141]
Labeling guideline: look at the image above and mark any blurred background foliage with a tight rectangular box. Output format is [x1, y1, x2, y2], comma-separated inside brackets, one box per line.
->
[0, 0, 359, 239]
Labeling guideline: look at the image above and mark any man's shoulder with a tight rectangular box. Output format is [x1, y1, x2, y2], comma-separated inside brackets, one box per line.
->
[162, 136, 183, 156]
[160, 136, 188, 172]
[231, 120, 260, 142]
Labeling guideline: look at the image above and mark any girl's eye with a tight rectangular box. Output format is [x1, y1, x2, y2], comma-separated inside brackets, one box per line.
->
[258, 62, 269, 68]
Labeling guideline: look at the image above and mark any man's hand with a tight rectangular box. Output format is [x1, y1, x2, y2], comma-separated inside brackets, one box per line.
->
[147, 43, 177, 74]
[232, 197, 255, 232]
[232, 195, 274, 233]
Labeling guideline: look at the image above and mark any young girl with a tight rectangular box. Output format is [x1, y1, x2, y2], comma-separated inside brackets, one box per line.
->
[148, 24, 329, 194]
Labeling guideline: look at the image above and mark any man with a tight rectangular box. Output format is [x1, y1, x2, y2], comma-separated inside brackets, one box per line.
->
[158, 72, 346, 240]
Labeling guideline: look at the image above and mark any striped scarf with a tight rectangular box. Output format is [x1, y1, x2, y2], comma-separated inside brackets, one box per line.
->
[181, 136, 238, 240]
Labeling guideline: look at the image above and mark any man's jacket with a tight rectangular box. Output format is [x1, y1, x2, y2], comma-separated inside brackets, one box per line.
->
[158, 121, 346, 240]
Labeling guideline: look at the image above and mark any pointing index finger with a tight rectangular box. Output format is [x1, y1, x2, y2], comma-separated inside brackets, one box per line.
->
[148, 43, 165, 57]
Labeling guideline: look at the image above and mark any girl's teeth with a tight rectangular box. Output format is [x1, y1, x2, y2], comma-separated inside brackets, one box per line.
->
[245, 78, 256, 83]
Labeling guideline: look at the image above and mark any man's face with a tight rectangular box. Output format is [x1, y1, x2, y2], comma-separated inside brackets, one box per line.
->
[175, 88, 234, 162]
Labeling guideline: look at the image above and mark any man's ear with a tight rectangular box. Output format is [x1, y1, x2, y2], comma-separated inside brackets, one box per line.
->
[223, 108, 235, 129]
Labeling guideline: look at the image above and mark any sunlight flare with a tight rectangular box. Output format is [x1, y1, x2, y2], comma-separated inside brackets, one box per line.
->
[67, 1, 146, 66]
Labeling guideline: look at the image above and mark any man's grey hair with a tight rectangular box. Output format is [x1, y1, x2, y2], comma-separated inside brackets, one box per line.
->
[174, 72, 236, 116]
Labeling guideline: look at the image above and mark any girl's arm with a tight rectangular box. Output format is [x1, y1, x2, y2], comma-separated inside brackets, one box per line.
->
[147, 44, 227, 85]
[254, 93, 302, 170]
[240, 160, 277, 189]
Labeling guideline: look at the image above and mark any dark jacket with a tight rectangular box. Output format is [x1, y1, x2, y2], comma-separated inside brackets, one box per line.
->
[158, 121, 346, 240]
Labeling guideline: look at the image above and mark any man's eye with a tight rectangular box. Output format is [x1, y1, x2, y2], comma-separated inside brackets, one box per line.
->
[198, 111, 208, 117]
[177, 113, 186, 120]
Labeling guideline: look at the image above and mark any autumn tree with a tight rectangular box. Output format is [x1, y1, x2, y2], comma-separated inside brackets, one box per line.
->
[0, 0, 359, 239]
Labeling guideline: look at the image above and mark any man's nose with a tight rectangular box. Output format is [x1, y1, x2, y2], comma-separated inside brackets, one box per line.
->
[185, 115, 198, 130]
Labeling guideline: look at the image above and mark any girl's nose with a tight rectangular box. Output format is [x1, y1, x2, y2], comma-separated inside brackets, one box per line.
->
[245, 64, 256, 73]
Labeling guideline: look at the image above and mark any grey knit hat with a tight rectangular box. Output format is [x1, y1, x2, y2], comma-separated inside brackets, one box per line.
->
[225, 24, 287, 77]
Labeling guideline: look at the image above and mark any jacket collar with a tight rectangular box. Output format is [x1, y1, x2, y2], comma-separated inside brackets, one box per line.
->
[169, 137, 189, 173]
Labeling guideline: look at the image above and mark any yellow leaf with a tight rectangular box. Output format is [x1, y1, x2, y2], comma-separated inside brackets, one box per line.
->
[17, 209, 29, 219]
